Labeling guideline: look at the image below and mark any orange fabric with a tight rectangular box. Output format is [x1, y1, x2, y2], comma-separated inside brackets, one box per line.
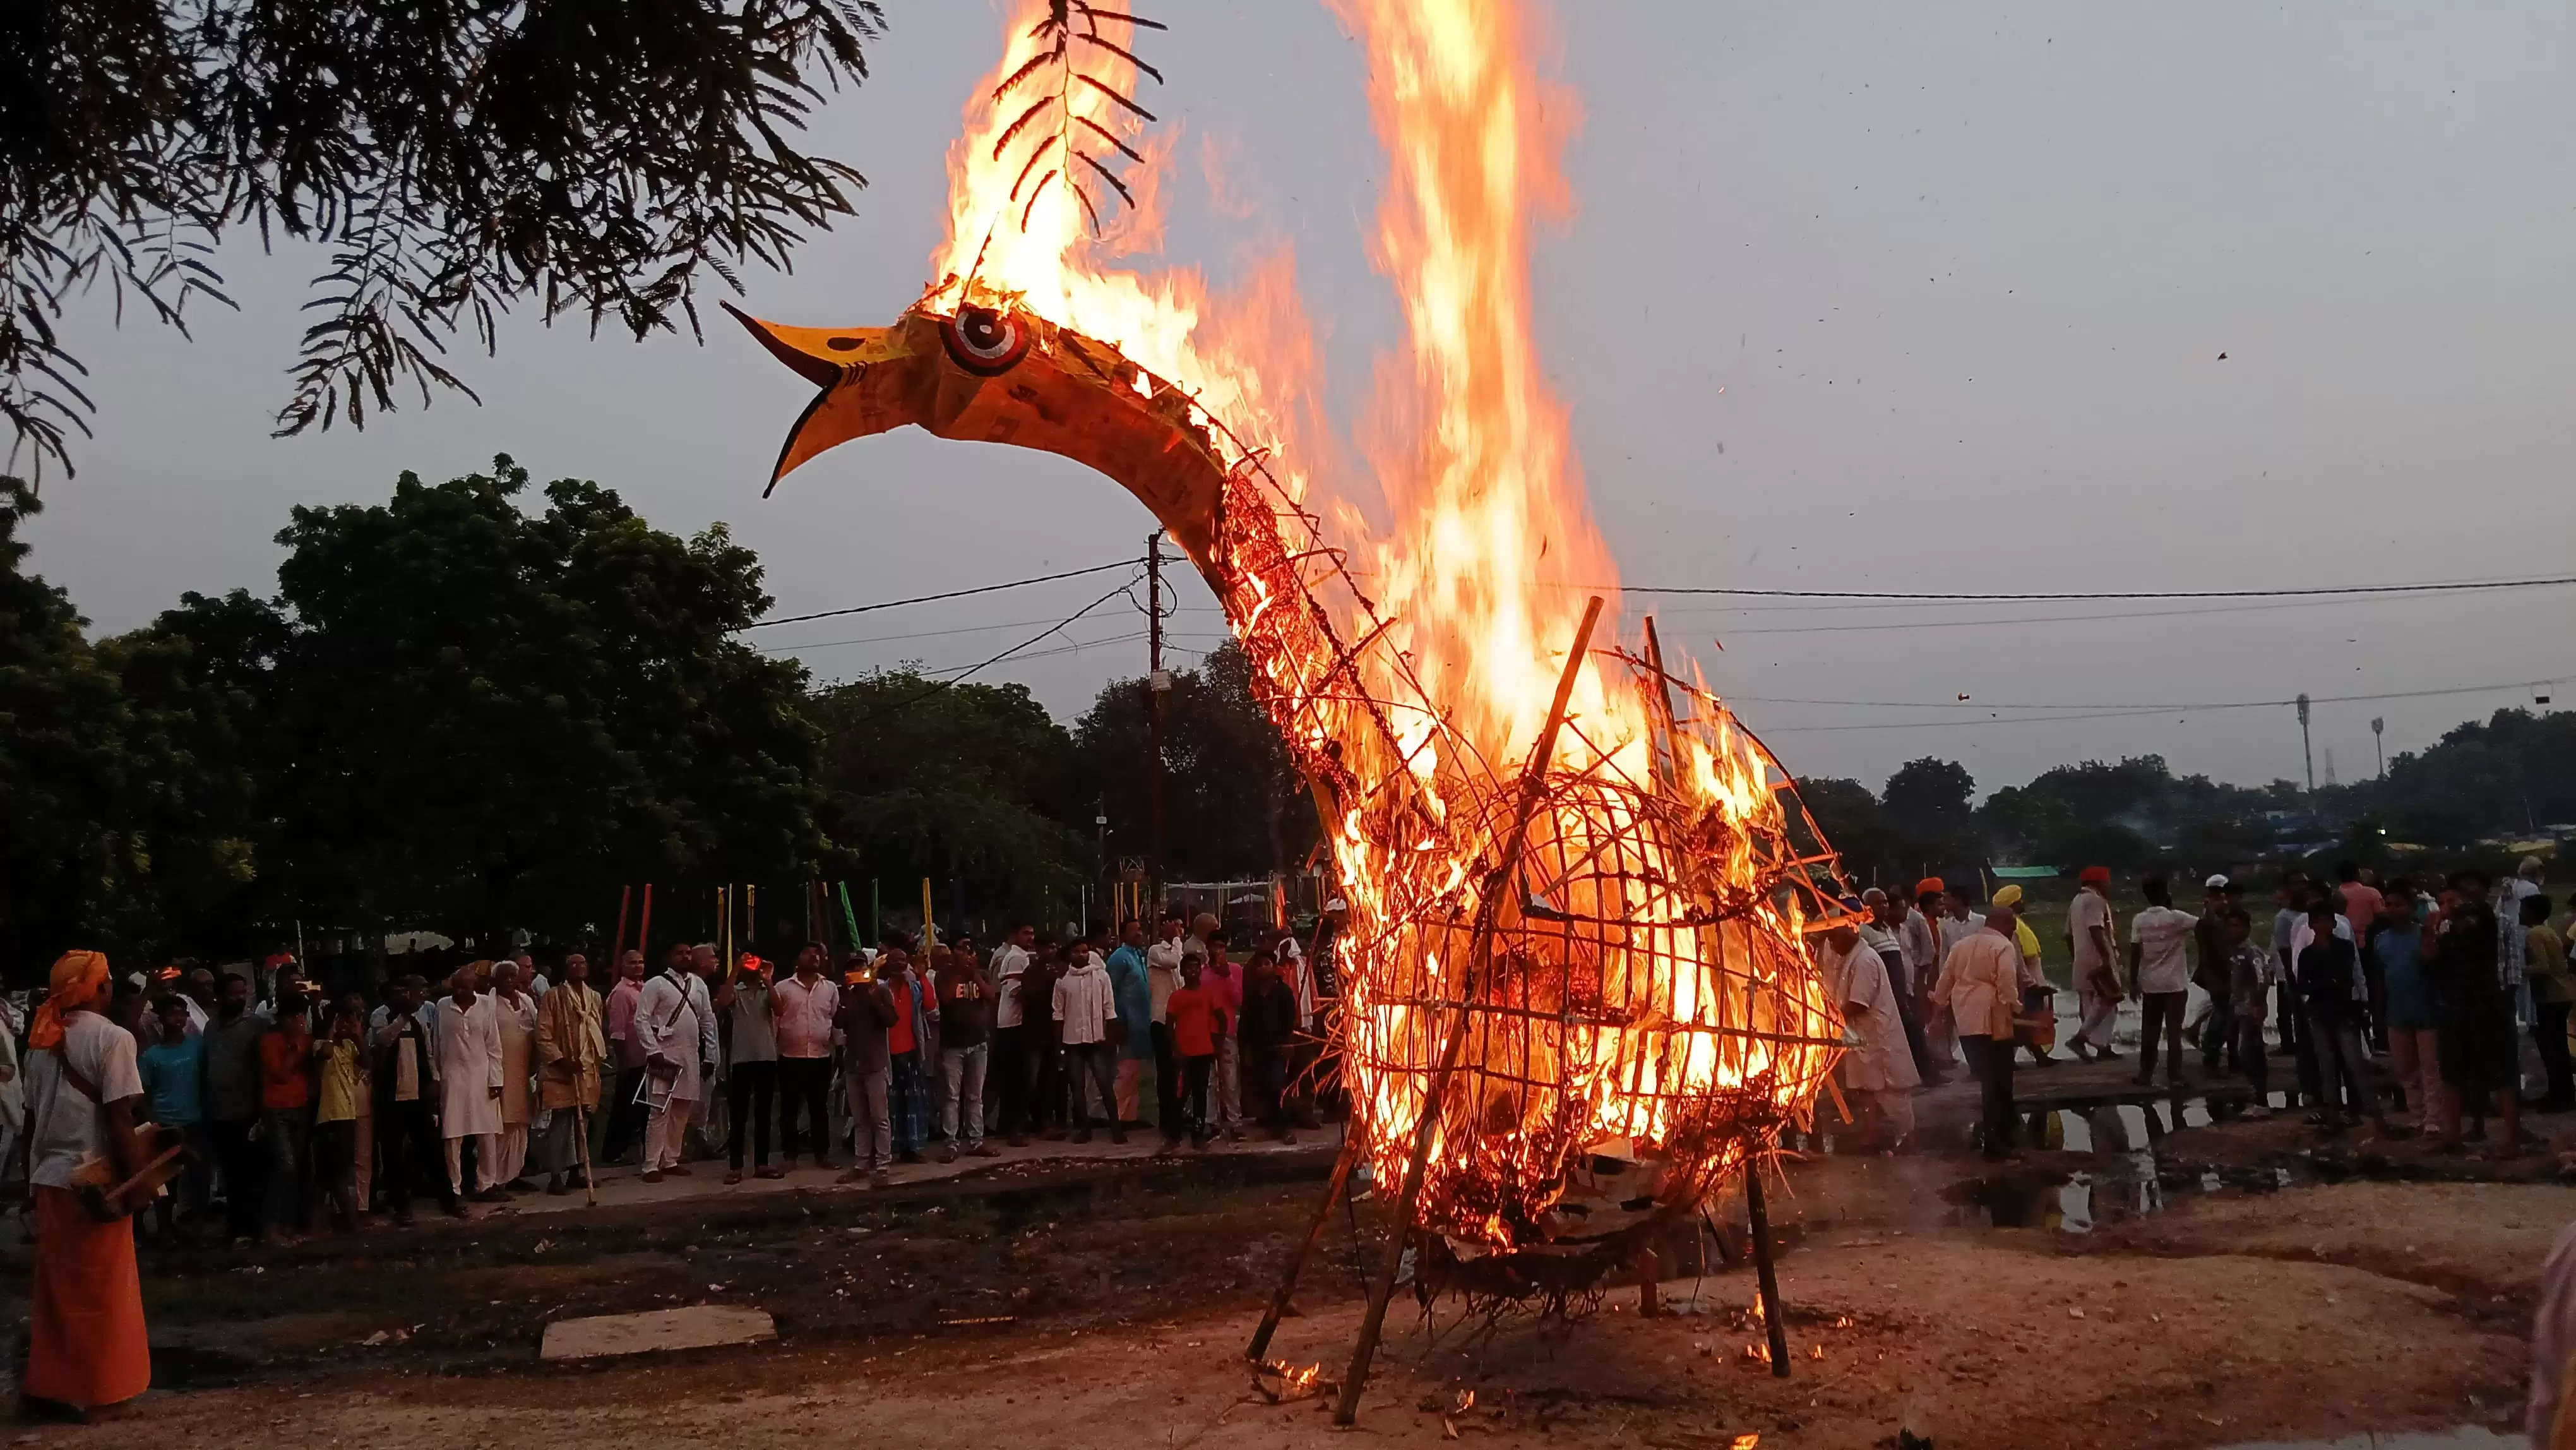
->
[258, 1024, 313, 1110]
[1912, 877, 1945, 900]
[31, 950, 110, 1052]
[26, 1186, 151, 1410]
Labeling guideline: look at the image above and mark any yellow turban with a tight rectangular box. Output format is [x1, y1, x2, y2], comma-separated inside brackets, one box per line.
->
[1992, 885, 2024, 909]
[30, 950, 112, 1050]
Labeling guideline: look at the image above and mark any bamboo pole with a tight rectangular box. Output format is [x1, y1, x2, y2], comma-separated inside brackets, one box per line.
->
[1746, 1160, 1791, 1378]
[637, 884, 655, 968]
[1244, 1123, 1366, 1363]
[1333, 596, 1604, 1427]
[611, 885, 633, 976]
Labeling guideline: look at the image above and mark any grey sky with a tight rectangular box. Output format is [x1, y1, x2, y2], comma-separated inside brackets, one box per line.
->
[27, 1, 2573, 800]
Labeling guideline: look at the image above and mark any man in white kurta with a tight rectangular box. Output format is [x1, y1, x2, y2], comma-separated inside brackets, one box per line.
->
[633, 961, 707, 1180]
[1823, 920, 1921, 1150]
[489, 961, 539, 1189]
[434, 973, 504, 1200]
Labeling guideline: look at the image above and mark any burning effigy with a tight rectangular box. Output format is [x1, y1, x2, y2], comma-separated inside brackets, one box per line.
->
[732, 0, 1852, 1408]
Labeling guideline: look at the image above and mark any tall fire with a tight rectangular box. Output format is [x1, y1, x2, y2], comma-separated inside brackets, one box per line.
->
[734, 0, 1849, 1329]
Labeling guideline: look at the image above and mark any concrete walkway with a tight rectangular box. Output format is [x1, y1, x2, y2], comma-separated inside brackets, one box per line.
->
[458, 1123, 1340, 1220]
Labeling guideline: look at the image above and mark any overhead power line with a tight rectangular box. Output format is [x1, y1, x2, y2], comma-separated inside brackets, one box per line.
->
[1748, 671, 2575, 733]
[747, 559, 1138, 630]
[1595, 572, 2576, 604]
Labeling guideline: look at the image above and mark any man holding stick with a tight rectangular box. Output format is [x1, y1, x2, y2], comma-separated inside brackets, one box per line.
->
[536, 951, 606, 1198]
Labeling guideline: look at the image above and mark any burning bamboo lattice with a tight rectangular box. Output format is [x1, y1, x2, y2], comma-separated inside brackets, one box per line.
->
[732, 0, 1852, 1286]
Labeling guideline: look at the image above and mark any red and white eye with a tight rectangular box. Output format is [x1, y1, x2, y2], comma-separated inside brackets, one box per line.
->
[939, 306, 1029, 375]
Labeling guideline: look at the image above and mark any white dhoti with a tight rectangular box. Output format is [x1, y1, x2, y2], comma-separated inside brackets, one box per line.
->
[645, 1097, 695, 1172]
[489, 1123, 529, 1185]
[2074, 987, 2119, 1049]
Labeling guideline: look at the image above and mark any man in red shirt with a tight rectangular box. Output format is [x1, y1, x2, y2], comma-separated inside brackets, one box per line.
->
[1162, 956, 1220, 1152]
[254, 986, 315, 1245]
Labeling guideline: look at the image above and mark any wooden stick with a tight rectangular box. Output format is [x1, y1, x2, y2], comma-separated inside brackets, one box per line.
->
[1746, 1159, 1791, 1378]
[1246, 1123, 1366, 1363]
[575, 1100, 596, 1207]
[611, 884, 633, 976]
[637, 884, 654, 969]
[1334, 596, 1603, 1428]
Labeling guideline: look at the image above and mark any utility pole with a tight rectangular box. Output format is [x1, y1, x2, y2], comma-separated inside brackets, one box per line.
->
[1146, 530, 1169, 902]
[2296, 693, 2314, 793]
[2371, 717, 2386, 779]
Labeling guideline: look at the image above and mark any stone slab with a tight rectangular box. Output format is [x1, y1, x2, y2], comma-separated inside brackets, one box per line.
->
[539, 1305, 776, 1361]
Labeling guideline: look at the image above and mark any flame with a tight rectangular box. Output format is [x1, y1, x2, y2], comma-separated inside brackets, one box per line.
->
[893, 0, 1842, 1250]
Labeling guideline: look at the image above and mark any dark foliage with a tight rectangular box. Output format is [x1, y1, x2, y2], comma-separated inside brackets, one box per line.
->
[0, 0, 881, 479]
[1073, 640, 1314, 883]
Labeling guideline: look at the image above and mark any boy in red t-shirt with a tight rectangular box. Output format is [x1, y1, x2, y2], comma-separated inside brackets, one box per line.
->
[1162, 956, 1219, 1151]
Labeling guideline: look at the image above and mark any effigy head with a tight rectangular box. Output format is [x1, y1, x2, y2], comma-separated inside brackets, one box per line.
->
[726, 301, 1231, 565]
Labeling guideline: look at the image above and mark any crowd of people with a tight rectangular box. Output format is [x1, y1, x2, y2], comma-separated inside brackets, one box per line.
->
[1813, 854, 2568, 1162]
[0, 906, 1349, 1250]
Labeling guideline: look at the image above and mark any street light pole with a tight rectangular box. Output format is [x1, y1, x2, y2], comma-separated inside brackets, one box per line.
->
[1146, 530, 1169, 899]
[2371, 716, 2386, 779]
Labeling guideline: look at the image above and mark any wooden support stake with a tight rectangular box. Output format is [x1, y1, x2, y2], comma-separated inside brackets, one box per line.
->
[1746, 1159, 1792, 1379]
[1333, 596, 1604, 1428]
[1245, 1122, 1366, 1363]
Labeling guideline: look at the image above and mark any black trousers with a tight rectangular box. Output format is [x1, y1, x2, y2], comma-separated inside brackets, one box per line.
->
[2137, 990, 2188, 1082]
[727, 1060, 778, 1170]
[1181, 1053, 1215, 1142]
[1881, 952, 1941, 1083]
[1246, 1045, 1291, 1130]
[604, 1064, 649, 1161]
[208, 1117, 265, 1240]
[991, 1024, 1029, 1135]
[374, 1099, 454, 1214]
[777, 1057, 833, 1160]
[1959, 1033, 2015, 1160]
[2538, 1001, 2575, 1110]
[1152, 1022, 1184, 1142]
[1026, 1034, 1063, 1131]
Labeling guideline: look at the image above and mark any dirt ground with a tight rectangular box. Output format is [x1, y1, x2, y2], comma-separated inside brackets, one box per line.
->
[6, 1127, 2565, 1450]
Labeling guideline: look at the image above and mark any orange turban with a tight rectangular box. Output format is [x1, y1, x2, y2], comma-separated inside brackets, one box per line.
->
[1914, 877, 1945, 899]
[30, 950, 112, 1050]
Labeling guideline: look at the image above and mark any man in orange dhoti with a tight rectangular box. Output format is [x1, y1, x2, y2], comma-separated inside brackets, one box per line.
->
[21, 950, 151, 1418]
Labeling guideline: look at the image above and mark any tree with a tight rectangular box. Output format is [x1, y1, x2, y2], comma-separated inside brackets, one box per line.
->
[1073, 642, 1316, 883]
[1882, 757, 1975, 834]
[1789, 777, 1899, 886]
[0, 479, 257, 965]
[3, 0, 883, 477]
[804, 671, 1088, 926]
[152, 456, 821, 935]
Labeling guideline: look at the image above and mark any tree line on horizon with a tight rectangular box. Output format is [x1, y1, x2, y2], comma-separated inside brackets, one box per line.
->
[4, 461, 2564, 970]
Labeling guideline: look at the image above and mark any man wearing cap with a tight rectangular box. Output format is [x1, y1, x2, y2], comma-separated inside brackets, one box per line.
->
[1992, 885, 2056, 1065]
[2065, 866, 2121, 1061]
[1933, 895, 2027, 1161]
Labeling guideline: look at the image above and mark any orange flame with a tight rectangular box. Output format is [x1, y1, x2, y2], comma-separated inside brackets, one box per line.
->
[900, 0, 1842, 1249]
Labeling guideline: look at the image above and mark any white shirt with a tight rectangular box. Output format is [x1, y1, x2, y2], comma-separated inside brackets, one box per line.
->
[990, 944, 1032, 1029]
[772, 974, 840, 1058]
[1145, 937, 1186, 1018]
[2069, 890, 2114, 974]
[1825, 937, 1919, 1094]
[2128, 906, 2202, 995]
[1052, 962, 1118, 1046]
[25, 1013, 146, 1190]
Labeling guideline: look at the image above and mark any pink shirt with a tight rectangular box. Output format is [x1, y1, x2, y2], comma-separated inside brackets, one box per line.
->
[772, 974, 840, 1059]
[606, 978, 645, 1070]
[1200, 962, 1244, 1036]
